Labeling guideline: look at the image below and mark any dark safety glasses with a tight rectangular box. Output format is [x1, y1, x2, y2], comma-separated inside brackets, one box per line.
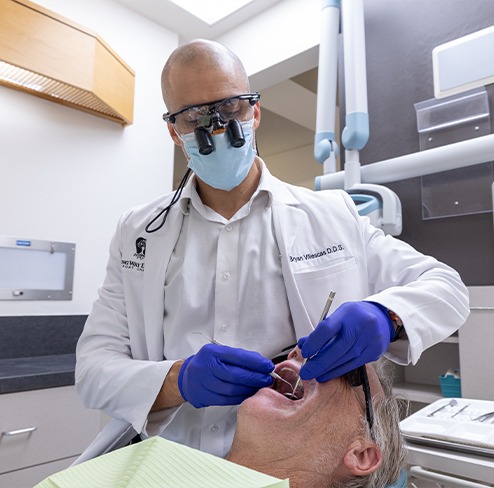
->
[344, 366, 375, 438]
[163, 93, 260, 134]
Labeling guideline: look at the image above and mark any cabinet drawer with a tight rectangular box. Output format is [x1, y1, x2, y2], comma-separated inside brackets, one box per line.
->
[0, 386, 101, 473]
[0, 456, 77, 488]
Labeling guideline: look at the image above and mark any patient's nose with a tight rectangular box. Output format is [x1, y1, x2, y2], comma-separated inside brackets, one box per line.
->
[287, 347, 301, 361]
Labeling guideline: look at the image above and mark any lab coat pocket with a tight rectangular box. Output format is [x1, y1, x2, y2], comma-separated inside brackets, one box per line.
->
[293, 257, 368, 327]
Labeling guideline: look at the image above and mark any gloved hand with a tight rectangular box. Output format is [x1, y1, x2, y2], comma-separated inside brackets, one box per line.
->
[177, 343, 274, 408]
[298, 301, 394, 383]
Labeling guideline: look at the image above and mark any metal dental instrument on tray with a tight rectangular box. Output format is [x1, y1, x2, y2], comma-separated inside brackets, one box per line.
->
[472, 411, 494, 423]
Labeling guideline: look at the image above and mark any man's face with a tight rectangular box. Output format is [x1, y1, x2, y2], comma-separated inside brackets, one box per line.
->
[236, 348, 384, 455]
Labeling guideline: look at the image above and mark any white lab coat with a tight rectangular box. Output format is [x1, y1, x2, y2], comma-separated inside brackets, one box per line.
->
[74, 165, 469, 462]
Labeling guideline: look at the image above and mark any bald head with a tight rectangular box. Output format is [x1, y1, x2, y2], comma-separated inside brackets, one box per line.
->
[161, 39, 250, 111]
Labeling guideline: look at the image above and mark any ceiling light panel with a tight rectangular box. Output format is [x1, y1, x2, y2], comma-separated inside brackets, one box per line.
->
[168, 0, 255, 25]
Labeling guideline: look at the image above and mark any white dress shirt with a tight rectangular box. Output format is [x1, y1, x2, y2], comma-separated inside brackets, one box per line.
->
[161, 169, 296, 456]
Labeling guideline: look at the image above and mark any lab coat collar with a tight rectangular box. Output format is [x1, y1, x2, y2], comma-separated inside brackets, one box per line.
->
[260, 160, 300, 207]
[271, 191, 314, 338]
[142, 204, 184, 358]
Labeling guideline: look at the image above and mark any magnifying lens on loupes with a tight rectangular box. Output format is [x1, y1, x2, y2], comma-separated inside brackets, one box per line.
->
[194, 111, 246, 155]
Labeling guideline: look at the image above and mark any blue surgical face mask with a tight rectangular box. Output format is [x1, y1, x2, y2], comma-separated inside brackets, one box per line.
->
[180, 119, 256, 191]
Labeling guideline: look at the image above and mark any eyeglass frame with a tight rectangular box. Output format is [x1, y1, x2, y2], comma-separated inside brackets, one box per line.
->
[162, 92, 260, 129]
[344, 365, 375, 438]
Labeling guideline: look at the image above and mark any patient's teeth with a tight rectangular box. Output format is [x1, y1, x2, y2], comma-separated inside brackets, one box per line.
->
[271, 367, 304, 400]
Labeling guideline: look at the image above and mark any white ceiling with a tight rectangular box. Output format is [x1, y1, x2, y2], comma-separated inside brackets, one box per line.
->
[114, 0, 285, 41]
[114, 0, 324, 189]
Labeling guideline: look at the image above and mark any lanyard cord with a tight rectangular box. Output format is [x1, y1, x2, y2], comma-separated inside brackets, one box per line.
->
[145, 168, 192, 233]
[145, 138, 259, 234]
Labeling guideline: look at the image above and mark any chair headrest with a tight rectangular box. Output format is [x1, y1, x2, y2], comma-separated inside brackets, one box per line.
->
[386, 468, 407, 488]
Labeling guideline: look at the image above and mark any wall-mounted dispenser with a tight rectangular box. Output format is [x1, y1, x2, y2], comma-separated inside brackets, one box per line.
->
[433, 25, 494, 99]
[0, 236, 75, 300]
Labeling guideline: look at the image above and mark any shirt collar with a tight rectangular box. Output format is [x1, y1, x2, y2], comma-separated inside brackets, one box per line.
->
[175, 157, 298, 216]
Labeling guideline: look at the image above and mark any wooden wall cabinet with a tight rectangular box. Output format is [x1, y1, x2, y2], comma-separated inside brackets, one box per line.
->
[0, 0, 135, 125]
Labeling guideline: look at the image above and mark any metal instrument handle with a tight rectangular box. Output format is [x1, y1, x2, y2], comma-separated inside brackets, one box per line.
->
[291, 291, 336, 395]
[472, 410, 494, 422]
[2, 426, 37, 437]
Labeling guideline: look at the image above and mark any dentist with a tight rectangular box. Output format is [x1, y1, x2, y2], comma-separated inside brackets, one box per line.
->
[75, 39, 469, 460]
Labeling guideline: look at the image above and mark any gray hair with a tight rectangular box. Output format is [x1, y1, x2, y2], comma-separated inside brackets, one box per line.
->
[337, 359, 408, 488]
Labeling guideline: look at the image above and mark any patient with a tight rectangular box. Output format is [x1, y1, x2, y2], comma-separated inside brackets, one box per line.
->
[226, 350, 407, 488]
[36, 353, 406, 488]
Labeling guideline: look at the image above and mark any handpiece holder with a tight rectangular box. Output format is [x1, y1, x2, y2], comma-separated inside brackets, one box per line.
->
[347, 183, 403, 236]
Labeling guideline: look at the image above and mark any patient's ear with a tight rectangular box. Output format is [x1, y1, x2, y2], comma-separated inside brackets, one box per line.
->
[342, 439, 382, 476]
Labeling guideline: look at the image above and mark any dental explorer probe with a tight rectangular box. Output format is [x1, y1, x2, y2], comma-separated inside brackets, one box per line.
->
[193, 332, 294, 389]
[291, 291, 336, 396]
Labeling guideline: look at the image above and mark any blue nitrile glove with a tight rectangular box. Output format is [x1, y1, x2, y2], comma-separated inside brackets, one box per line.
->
[298, 301, 394, 383]
[177, 343, 275, 408]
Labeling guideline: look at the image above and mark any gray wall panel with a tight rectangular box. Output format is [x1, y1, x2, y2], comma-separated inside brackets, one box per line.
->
[339, 0, 494, 285]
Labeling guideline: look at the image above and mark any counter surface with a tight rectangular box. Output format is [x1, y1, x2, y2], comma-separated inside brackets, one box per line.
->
[0, 315, 85, 395]
[0, 353, 76, 394]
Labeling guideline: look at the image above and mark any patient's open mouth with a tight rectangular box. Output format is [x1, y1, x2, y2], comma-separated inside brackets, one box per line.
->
[271, 367, 304, 400]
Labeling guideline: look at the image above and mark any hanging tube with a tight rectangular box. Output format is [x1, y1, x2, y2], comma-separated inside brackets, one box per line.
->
[341, 0, 369, 151]
[314, 0, 341, 169]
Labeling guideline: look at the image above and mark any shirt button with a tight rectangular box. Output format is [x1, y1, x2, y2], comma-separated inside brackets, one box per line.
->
[226, 224, 233, 232]
[221, 323, 229, 331]
[210, 424, 219, 433]
[223, 271, 231, 279]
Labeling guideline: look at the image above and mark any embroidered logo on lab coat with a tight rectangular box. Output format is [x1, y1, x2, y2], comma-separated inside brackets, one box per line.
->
[121, 237, 146, 272]
[134, 237, 146, 260]
[121, 260, 144, 271]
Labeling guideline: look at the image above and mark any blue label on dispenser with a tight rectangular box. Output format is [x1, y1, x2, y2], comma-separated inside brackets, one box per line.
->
[16, 240, 31, 247]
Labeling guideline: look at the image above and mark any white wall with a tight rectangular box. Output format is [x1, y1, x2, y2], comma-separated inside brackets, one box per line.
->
[217, 0, 321, 90]
[216, 0, 324, 190]
[0, 0, 178, 316]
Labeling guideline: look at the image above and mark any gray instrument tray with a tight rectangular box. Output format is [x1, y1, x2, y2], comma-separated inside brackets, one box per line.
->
[400, 398, 494, 458]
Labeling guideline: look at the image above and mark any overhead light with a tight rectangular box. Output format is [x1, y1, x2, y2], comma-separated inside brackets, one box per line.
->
[169, 0, 256, 25]
[0, 0, 135, 125]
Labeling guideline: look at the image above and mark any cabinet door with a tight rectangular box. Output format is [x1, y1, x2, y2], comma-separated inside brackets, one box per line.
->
[459, 286, 494, 400]
[0, 386, 101, 474]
